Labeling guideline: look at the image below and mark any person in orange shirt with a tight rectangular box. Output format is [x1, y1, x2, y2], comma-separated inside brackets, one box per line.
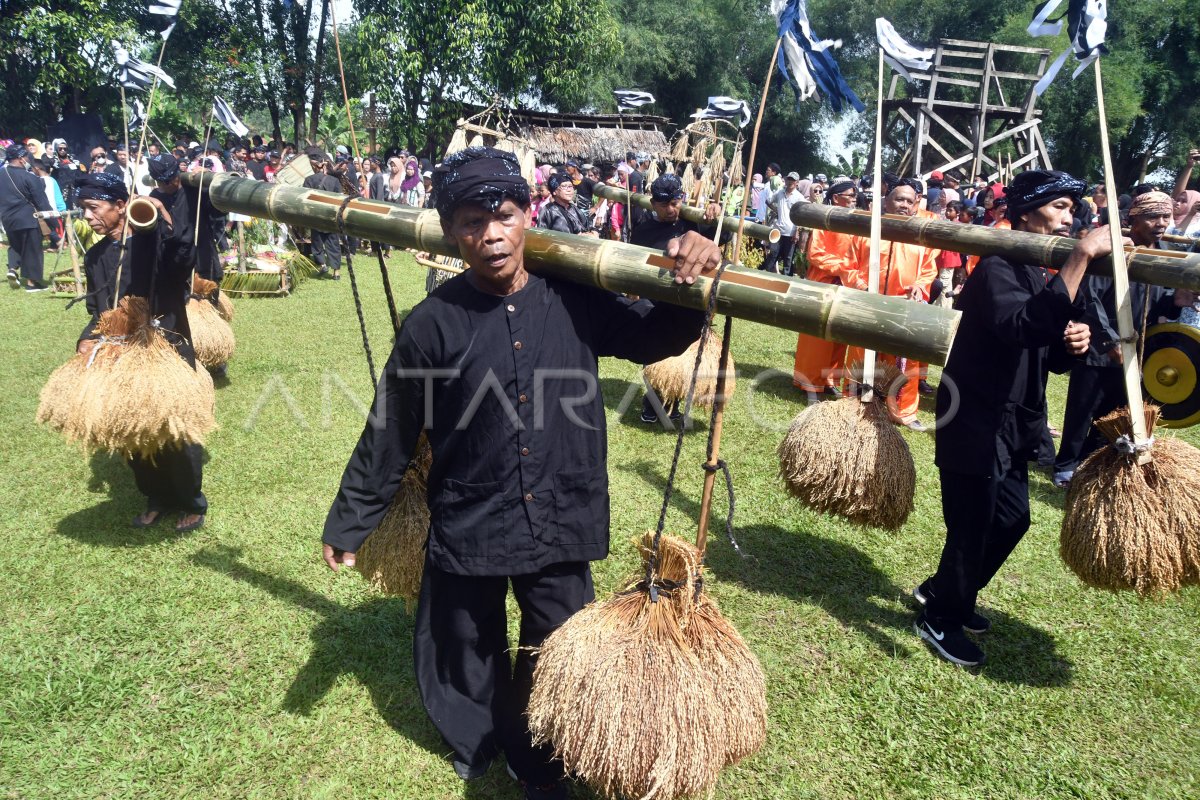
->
[792, 179, 858, 398]
[964, 184, 1010, 277]
[840, 182, 936, 429]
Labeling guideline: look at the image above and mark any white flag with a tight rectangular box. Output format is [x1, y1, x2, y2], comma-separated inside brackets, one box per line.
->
[876, 18, 936, 82]
[114, 43, 175, 91]
[1029, 0, 1108, 96]
[213, 96, 250, 138]
[613, 90, 655, 112]
[148, 0, 181, 40]
[690, 96, 751, 128]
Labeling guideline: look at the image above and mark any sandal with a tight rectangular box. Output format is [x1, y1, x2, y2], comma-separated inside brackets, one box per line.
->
[175, 513, 205, 533]
[131, 510, 162, 528]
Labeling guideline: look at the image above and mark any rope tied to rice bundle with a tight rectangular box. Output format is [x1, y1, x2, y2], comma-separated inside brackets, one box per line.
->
[336, 195, 377, 386]
[648, 258, 732, 599]
[86, 335, 127, 368]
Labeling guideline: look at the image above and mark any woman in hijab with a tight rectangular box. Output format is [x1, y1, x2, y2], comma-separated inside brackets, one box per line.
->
[794, 177, 813, 257]
[400, 158, 425, 206]
[750, 173, 767, 222]
[383, 156, 405, 203]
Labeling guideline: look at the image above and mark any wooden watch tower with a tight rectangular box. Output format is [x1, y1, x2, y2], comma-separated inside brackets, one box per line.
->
[881, 38, 1055, 182]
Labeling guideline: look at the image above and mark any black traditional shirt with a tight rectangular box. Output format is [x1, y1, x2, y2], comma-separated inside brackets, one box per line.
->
[935, 255, 1083, 476]
[322, 271, 704, 575]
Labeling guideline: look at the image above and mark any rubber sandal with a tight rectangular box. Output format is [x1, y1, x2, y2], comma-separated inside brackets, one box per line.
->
[175, 514, 205, 533]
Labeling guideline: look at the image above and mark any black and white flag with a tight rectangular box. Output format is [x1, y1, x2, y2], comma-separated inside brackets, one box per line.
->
[129, 98, 147, 131]
[213, 96, 250, 138]
[114, 43, 175, 91]
[690, 96, 751, 128]
[613, 89, 655, 112]
[1028, 0, 1108, 96]
[148, 0, 181, 40]
[876, 18, 935, 82]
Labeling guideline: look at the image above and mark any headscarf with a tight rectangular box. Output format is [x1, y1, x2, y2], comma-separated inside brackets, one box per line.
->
[432, 147, 530, 221]
[751, 173, 763, 188]
[4, 143, 28, 162]
[794, 178, 813, 199]
[400, 157, 421, 192]
[1176, 190, 1200, 225]
[1004, 169, 1086, 223]
[650, 174, 685, 203]
[547, 173, 573, 193]
[76, 172, 129, 203]
[147, 152, 180, 182]
[1127, 191, 1172, 218]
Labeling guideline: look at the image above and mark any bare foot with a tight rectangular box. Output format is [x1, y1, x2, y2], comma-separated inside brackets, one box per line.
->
[175, 513, 204, 532]
[133, 510, 161, 527]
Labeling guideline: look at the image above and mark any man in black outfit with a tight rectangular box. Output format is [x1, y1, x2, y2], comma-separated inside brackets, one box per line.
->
[320, 147, 719, 800]
[245, 145, 269, 180]
[1, 143, 52, 291]
[916, 170, 1103, 667]
[1052, 190, 1185, 487]
[535, 174, 592, 235]
[50, 138, 85, 208]
[302, 149, 344, 278]
[75, 172, 206, 533]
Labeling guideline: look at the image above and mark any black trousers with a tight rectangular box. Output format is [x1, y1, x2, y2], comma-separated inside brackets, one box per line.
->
[7, 227, 44, 284]
[928, 461, 1031, 628]
[1054, 364, 1124, 473]
[128, 443, 207, 515]
[761, 235, 797, 276]
[310, 229, 341, 272]
[414, 557, 594, 786]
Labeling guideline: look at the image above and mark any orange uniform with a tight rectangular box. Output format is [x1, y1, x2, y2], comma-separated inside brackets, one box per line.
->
[792, 228, 852, 392]
[841, 237, 936, 425]
[964, 218, 1011, 275]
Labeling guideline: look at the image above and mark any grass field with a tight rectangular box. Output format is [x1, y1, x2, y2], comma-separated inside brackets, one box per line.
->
[2, 247, 1198, 799]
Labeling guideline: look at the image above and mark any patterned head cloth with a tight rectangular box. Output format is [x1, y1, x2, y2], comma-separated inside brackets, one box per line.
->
[432, 147, 530, 221]
[147, 152, 180, 182]
[1005, 169, 1086, 222]
[76, 172, 129, 203]
[1127, 190, 1173, 218]
[650, 174, 685, 203]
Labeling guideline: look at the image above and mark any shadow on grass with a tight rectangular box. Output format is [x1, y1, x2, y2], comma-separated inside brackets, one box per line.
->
[621, 459, 1074, 688]
[56, 451, 183, 547]
[190, 545, 446, 759]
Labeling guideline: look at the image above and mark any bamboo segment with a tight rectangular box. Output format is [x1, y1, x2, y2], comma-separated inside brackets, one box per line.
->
[791, 203, 1200, 291]
[592, 182, 780, 244]
[181, 172, 960, 364]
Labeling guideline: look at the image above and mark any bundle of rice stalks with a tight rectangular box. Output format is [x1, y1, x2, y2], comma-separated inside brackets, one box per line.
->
[777, 364, 915, 530]
[728, 142, 744, 189]
[528, 532, 766, 800]
[194, 275, 235, 322]
[445, 126, 469, 156]
[680, 164, 695, 203]
[670, 131, 691, 163]
[643, 330, 736, 409]
[186, 296, 236, 368]
[354, 435, 433, 605]
[645, 158, 660, 185]
[1060, 405, 1200, 595]
[216, 291, 235, 322]
[36, 303, 133, 437]
[467, 133, 484, 149]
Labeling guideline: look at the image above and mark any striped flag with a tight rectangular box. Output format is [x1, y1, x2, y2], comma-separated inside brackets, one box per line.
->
[129, 98, 147, 131]
[613, 90, 655, 112]
[213, 96, 250, 138]
[1028, 0, 1108, 95]
[876, 18, 935, 83]
[690, 96, 751, 128]
[114, 43, 175, 91]
[148, 0, 181, 40]
[773, 0, 864, 114]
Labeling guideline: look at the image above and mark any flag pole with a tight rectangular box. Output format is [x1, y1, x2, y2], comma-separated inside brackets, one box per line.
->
[133, 37, 170, 177]
[192, 102, 218, 286]
[328, 0, 364, 163]
[1093, 57, 1151, 460]
[732, 36, 783, 267]
[862, 46, 886, 403]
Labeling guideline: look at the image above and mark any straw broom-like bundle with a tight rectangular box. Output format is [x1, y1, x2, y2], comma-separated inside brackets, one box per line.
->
[36, 303, 134, 438]
[445, 126, 469, 156]
[354, 434, 433, 604]
[642, 329, 736, 408]
[680, 164, 695, 201]
[528, 532, 766, 800]
[192, 275, 235, 322]
[1060, 405, 1200, 595]
[670, 131, 691, 163]
[467, 133, 484, 149]
[777, 364, 916, 530]
[186, 294, 236, 368]
[645, 158, 660, 185]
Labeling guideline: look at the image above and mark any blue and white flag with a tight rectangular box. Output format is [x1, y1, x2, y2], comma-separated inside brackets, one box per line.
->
[213, 96, 250, 138]
[690, 96, 751, 128]
[148, 0, 181, 40]
[876, 18, 935, 83]
[772, 0, 864, 114]
[1028, 0, 1108, 96]
[613, 90, 655, 112]
[114, 43, 175, 91]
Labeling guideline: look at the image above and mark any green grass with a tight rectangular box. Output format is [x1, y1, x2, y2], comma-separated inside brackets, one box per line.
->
[2, 247, 1198, 799]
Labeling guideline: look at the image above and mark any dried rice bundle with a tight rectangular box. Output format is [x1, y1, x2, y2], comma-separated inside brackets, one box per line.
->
[643, 331, 736, 409]
[193, 275, 235, 322]
[467, 133, 484, 149]
[1061, 406, 1200, 595]
[707, 146, 726, 191]
[186, 296, 236, 368]
[645, 159, 660, 185]
[680, 164, 695, 204]
[529, 532, 766, 800]
[445, 126, 469, 157]
[670, 132, 691, 163]
[355, 435, 433, 605]
[216, 291, 235, 322]
[728, 142, 744, 188]
[777, 365, 915, 530]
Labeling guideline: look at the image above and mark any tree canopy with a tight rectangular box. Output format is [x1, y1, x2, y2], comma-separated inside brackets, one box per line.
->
[1, 0, 1196, 188]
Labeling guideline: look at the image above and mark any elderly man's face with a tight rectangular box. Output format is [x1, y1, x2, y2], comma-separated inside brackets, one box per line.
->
[1128, 212, 1171, 245]
[884, 185, 917, 215]
[443, 198, 532, 295]
[1019, 197, 1074, 236]
[651, 197, 683, 223]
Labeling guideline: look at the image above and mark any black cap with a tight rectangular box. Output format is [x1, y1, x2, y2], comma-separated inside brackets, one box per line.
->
[147, 152, 180, 182]
[650, 174, 685, 203]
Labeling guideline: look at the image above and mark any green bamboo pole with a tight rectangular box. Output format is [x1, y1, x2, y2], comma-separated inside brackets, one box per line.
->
[181, 172, 961, 364]
[592, 182, 780, 244]
[790, 203, 1200, 291]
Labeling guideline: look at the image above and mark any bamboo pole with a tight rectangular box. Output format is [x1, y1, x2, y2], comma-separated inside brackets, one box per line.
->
[592, 183, 779, 244]
[181, 172, 961, 364]
[1094, 59, 1150, 460]
[733, 35, 784, 265]
[863, 48, 886, 402]
[789, 203, 1200, 291]
[327, 0, 364, 163]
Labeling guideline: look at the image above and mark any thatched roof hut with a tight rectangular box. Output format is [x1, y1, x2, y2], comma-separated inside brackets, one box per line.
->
[459, 107, 671, 166]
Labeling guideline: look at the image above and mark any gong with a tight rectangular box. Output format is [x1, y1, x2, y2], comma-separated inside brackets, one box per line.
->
[1142, 323, 1200, 428]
